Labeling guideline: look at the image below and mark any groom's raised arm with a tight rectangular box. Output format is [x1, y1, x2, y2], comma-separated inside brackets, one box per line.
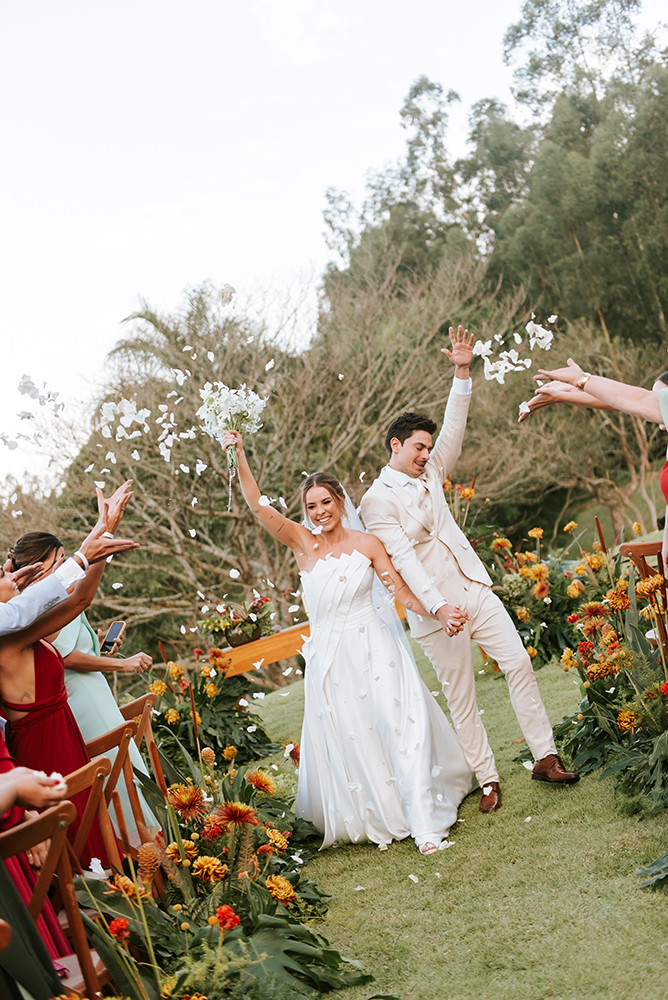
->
[428, 325, 473, 482]
[360, 496, 446, 614]
[0, 575, 68, 637]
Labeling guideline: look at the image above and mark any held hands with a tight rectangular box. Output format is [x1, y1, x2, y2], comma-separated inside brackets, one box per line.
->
[435, 603, 469, 637]
[517, 381, 582, 423]
[535, 357, 584, 386]
[441, 325, 474, 374]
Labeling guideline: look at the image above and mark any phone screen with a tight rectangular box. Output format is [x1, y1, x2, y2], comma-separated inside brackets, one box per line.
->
[101, 621, 125, 653]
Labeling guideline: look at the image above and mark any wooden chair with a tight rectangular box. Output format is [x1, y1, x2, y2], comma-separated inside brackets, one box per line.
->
[120, 692, 168, 797]
[63, 757, 122, 874]
[0, 801, 108, 999]
[619, 539, 668, 659]
[85, 721, 139, 855]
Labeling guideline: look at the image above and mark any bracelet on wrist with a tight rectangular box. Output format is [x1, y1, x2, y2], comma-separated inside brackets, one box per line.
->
[102, 531, 114, 539]
[73, 550, 90, 571]
[576, 372, 592, 390]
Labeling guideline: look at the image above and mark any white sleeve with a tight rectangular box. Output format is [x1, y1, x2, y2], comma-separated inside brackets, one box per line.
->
[0, 576, 68, 637]
[54, 557, 86, 590]
[452, 376, 472, 395]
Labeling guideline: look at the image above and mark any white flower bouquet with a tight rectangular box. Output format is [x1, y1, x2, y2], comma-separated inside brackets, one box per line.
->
[196, 382, 267, 508]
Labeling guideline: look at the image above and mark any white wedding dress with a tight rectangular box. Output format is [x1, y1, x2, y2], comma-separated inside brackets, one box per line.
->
[294, 549, 476, 849]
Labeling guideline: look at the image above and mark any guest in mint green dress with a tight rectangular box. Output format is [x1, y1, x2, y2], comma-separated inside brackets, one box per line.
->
[6, 532, 157, 844]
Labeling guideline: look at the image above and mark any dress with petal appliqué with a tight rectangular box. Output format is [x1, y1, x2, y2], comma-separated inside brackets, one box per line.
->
[295, 549, 477, 848]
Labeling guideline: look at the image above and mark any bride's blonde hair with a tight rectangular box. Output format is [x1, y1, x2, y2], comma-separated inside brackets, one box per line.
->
[301, 472, 346, 517]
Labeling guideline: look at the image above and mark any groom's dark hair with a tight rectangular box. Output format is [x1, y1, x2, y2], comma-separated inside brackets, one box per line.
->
[385, 413, 437, 456]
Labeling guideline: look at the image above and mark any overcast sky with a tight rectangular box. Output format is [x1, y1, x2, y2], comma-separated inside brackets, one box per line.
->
[1, 0, 665, 484]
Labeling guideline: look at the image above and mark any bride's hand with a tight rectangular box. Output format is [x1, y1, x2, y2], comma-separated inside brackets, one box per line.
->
[222, 430, 244, 454]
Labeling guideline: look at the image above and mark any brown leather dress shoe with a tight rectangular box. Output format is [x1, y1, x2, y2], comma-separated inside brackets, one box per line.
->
[532, 754, 580, 784]
[479, 781, 501, 812]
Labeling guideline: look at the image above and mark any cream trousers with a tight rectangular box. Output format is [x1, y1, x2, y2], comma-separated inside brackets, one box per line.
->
[417, 579, 556, 785]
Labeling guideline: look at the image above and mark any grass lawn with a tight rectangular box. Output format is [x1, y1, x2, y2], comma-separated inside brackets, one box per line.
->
[255, 642, 668, 1000]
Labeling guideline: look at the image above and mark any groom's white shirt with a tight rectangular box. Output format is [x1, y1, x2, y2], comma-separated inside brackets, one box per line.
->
[0, 558, 85, 638]
[360, 376, 491, 639]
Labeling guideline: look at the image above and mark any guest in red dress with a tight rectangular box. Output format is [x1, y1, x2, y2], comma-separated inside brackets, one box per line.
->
[0, 731, 70, 961]
[0, 484, 139, 868]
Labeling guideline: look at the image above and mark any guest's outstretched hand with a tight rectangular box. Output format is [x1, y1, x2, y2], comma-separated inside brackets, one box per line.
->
[96, 480, 134, 535]
[518, 381, 582, 423]
[79, 519, 139, 565]
[441, 325, 474, 372]
[535, 357, 584, 386]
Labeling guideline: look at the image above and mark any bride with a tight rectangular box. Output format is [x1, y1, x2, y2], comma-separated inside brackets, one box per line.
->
[222, 431, 476, 854]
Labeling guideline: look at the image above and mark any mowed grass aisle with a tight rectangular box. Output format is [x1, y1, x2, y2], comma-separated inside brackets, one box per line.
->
[255, 644, 668, 1000]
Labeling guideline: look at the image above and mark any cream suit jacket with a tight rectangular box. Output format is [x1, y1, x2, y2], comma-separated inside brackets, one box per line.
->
[360, 382, 492, 639]
[0, 575, 66, 637]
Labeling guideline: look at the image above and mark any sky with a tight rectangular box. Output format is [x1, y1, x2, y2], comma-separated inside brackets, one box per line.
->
[1, 0, 665, 484]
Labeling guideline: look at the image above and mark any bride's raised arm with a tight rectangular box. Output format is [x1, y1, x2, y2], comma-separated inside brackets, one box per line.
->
[222, 430, 310, 552]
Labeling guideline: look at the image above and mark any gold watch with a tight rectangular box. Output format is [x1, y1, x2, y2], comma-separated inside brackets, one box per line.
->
[575, 372, 592, 390]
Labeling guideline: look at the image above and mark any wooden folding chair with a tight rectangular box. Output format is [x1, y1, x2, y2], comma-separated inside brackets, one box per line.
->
[619, 539, 668, 659]
[120, 692, 168, 797]
[0, 801, 108, 999]
[86, 721, 138, 855]
[63, 757, 122, 874]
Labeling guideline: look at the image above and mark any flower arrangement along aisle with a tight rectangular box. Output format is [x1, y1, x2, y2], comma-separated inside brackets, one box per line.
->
[148, 649, 276, 766]
[515, 524, 668, 819]
[198, 596, 275, 648]
[76, 746, 374, 1000]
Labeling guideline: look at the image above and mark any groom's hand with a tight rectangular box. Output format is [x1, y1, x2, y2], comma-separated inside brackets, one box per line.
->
[436, 603, 469, 636]
[441, 325, 474, 377]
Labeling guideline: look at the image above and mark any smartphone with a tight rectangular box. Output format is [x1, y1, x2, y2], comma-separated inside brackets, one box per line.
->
[101, 620, 126, 653]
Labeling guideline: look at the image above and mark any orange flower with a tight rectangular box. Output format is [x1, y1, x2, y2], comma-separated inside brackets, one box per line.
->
[216, 904, 240, 930]
[265, 874, 296, 902]
[528, 527, 543, 539]
[632, 521, 642, 534]
[190, 710, 202, 725]
[149, 679, 167, 697]
[165, 709, 180, 725]
[214, 801, 260, 827]
[491, 537, 512, 552]
[165, 840, 197, 864]
[167, 783, 208, 823]
[246, 770, 276, 796]
[617, 709, 640, 733]
[567, 580, 585, 599]
[191, 856, 228, 883]
[205, 682, 218, 698]
[459, 486, 475, 501]
[109, 917, 130, 942]
[531, 580, 549, 600]
[200, 816, 226, 840]
[581, 616, 609, 638]
[526, 646, 538, 658]
[266, 828, 288, 851]
[584, 552, 605, 572]
[515, 607, 530, 622]
[563, 521, 578, 533]
[222, 745, 237, 761]
[167, 661, 184, 680]
[579, 602, 611, 620]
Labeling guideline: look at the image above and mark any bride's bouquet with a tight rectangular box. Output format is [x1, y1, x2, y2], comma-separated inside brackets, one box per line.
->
[197, 382, 267, 509]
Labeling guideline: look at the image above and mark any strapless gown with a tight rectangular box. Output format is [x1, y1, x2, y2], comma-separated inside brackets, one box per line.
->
[3, 639, 112, 868]
[295, 549, 476, 849]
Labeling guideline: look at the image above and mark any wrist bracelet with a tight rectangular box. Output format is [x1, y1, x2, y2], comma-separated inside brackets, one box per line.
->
[73, 550, 90, 571]
[576, 372, 592, 390]
[102, 531, 114, 539]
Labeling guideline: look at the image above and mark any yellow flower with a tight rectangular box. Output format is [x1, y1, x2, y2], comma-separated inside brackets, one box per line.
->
[587, 657, 618, 681]
[191, 856, 228, 883]
[526, 646, 538, 658]
[567, 580, 585, 599]
[223, 745, 237, 761]
[491, 537, 512, 552]
[266, 828, 288, 851]
[574, 564, 589, 576]
[265, 874, 296, 902]
[165, 840, 198, 864]
[190, 710, 202, 725]
[632, 521, 642, 534]
[205, 682, 218, 698]
[200, 664, 213, 678]
[636, 573, 664, 598]
[617, 709, 641, 733]
[563, 521, 578, 533]
[605, 582, 631, 612]
[528, 527, 543, 539]
[584, 552, 605, 572]
[180, 922, 190, 931]
[165, 709, 180, 725]
[560, 648, 577, 668]
[519, 566, 533, 580]
[459, 486, 475, 501]
[106, 873, 146, 902]
[149, 679, 167, 697]
[161, 977, 177, 998]
[167, 661, 184, 680]
[515, 607, 530, 622]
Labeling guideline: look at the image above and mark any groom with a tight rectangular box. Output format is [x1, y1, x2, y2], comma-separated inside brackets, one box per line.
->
[360, 326, 579, 812]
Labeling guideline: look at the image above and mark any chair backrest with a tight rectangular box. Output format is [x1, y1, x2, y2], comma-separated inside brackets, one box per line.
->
[619, 539, 668, 659]
[0, 801, 104, 997]
[86, 721, 137, 808]
[64, 757, 122, 873]
[120, 692, 167, 796]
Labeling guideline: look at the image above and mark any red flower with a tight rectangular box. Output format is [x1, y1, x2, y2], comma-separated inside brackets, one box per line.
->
[661, 682, 668, 697]
[216, 904, 240, 930]
[108, 917, 130, 942]
[257, 844, 274, 856]
[567, 614, 579, 624]
[578, 640, 595, 664]
[178, 678, 188, 693]
[193, 647, 204, 660]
